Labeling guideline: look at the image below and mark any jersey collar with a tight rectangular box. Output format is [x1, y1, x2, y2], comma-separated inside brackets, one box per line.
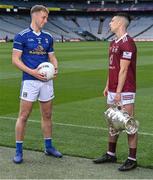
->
[29, 26, 41, 36]
[115, 33, 128, 43]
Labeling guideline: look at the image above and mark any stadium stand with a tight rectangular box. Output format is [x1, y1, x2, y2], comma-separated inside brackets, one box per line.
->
[0, 0, 153, 41]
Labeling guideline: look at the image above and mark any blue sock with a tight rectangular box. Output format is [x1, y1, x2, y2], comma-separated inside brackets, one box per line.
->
[16, 141, 23, 154]
[44, 138, 52, 149]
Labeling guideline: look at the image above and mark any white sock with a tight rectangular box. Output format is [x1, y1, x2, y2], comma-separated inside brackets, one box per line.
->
[128, 157, 136, 161]
[107, 151, 115, 156]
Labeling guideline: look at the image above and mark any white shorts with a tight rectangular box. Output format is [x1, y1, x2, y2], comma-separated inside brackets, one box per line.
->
[107, 91, 135, 105]
[20, 80, 54, 102]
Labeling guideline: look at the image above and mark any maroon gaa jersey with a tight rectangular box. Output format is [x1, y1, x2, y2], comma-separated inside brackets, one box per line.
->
[108, 33, 137, 92]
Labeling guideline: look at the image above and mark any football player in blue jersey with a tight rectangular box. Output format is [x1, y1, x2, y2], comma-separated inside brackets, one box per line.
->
[12, 5, 62, 164]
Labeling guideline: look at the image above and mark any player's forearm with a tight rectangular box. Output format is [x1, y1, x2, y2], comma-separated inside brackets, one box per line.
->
[116, 69, 128, 93]
[12, 57, 34, 75]
[52, 58, 58, 70]
[49, 53, 58, 69]
[105, 77, 109, 88]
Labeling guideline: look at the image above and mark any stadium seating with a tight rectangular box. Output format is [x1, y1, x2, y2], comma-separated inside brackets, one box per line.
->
[0, 0, 153, 41]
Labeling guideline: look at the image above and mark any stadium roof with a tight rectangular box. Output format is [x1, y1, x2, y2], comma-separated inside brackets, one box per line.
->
[52, 0, 153, 1]
[7, 0, 153, 1]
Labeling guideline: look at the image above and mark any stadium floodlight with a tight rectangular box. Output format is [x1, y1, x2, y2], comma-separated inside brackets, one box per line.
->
[6, 8, 11, 12]
[13, 8, 18, 12]
[115, 0, 119, 4]
[101, 1, 104, 5]
[135, 0, 138, 3]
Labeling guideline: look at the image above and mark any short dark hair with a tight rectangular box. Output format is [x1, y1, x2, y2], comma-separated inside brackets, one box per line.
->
[115, 13, 131, 23]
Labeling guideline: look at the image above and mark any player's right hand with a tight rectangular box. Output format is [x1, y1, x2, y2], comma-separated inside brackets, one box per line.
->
[31, 69, 48, 81]
[103, 86, 108, 97]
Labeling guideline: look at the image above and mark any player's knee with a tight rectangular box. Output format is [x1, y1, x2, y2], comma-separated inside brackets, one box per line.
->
[43, 111, 52, 120]
[18, 112, 29, 123]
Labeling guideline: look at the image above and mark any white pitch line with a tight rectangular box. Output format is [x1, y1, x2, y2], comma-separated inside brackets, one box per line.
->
[0, 116, 153, 137]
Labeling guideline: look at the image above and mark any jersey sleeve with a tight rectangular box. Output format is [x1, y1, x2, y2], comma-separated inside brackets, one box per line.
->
[120, 40, 136, 61]
[13, 34, 24, 52]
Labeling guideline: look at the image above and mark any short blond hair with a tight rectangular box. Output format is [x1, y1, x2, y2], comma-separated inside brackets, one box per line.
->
[30, 5, 49, 15]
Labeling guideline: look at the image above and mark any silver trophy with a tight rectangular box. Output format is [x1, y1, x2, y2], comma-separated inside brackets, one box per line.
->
[104, 105, 139, 136]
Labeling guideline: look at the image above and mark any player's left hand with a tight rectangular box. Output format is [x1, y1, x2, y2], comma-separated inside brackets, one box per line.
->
[114, 92, 121, 104]
[53, 68, 58, 78]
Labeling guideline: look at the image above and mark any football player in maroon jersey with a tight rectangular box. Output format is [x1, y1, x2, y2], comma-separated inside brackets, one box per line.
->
[93, 13, 138, 171]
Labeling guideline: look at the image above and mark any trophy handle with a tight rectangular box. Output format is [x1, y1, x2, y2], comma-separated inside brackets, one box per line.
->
[125, 118, 139, 134]
[109, 126, 120, 136]
[113, 102, 123, 110]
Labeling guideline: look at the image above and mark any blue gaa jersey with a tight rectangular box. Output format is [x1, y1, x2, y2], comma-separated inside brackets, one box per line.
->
[13, 27, 54, 80]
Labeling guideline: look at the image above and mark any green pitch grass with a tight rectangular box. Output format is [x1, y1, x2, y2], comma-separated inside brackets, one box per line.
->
[0, 41, 153, 168]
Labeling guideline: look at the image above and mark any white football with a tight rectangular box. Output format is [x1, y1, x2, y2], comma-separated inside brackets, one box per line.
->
[38, 62, 55, 80]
